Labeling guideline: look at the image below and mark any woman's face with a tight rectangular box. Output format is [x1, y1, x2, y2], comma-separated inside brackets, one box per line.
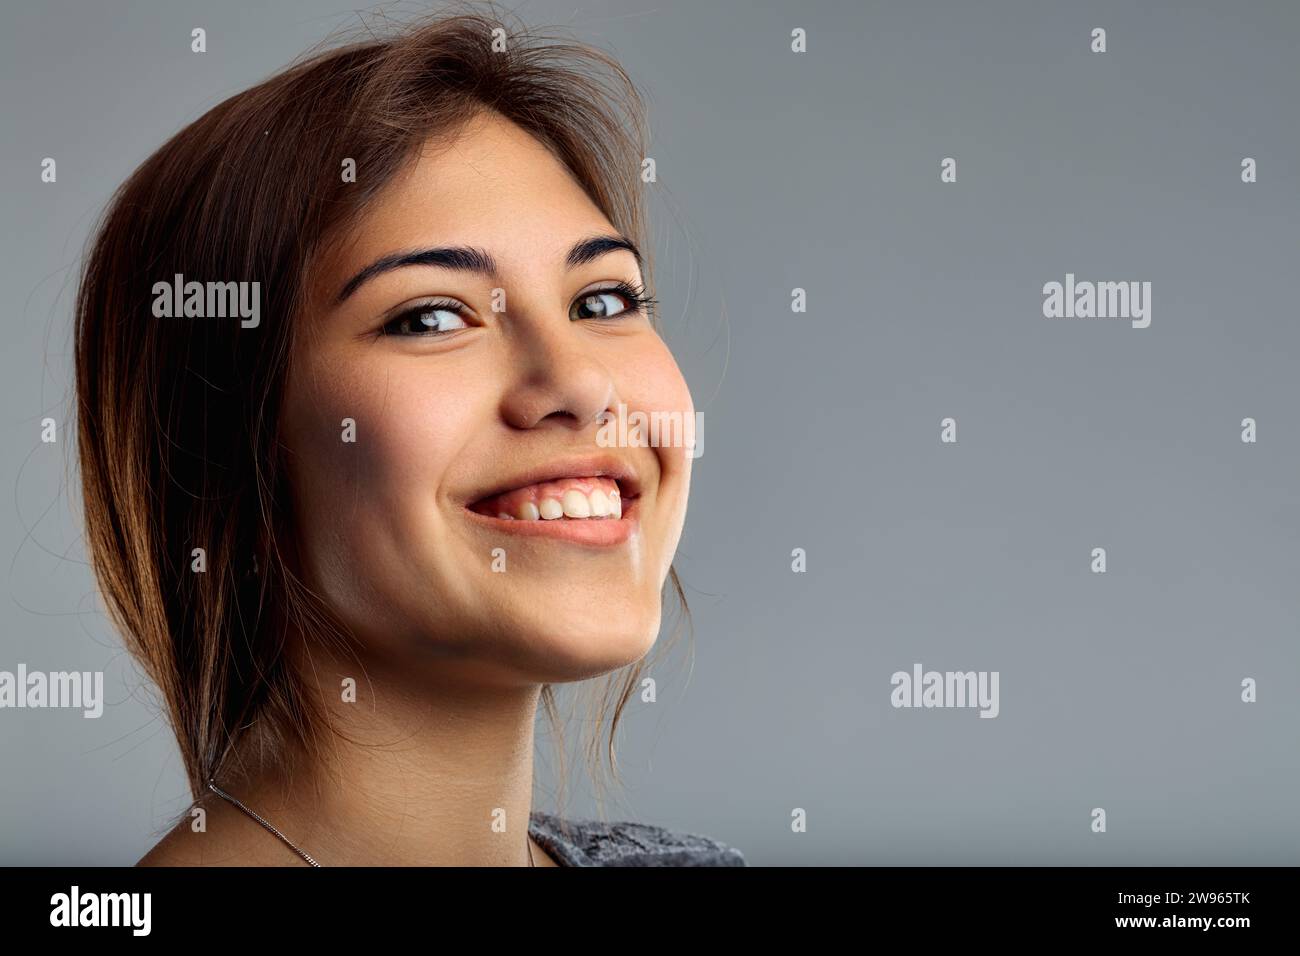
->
[281, 110, 693, 685]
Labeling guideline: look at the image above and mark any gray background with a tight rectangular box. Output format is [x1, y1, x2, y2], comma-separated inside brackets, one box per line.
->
[2, 0, 1297, 865]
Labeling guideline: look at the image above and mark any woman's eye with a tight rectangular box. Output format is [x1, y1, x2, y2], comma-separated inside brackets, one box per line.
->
[381, 304, 469, 337]
[572, 289, 636, 321]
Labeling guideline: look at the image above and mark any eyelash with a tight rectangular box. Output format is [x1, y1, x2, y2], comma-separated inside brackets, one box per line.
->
[377, 280, 658, 338]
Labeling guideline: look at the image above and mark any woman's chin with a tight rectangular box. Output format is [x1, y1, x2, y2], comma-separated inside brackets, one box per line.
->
[510, 606, 662, 681]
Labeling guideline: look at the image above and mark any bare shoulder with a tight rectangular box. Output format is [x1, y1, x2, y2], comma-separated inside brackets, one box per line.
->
[135, 795, 299, 867]
[135, 828, 202, 867]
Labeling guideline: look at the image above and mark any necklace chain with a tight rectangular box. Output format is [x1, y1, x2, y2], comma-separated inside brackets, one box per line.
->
[206, 780, 535, 867]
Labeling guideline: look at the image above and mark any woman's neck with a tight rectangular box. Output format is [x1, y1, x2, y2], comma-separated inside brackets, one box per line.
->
[208, 659, 557, 866]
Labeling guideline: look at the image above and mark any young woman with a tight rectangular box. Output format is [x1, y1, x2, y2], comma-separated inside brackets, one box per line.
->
[75, 8, 743, 867]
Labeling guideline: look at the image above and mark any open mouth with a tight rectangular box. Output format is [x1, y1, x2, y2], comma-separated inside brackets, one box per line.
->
[461, 457, 645, 546]
[467, 475, 637, 522]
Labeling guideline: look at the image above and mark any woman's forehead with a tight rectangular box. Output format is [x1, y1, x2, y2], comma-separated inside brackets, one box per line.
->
[318, 119, 616, 289]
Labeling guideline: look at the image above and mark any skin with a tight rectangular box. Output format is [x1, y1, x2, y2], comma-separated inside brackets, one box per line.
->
[138, 109, 695, 867]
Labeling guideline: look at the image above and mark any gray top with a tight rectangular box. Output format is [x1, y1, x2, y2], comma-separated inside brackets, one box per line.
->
[528, 810, 746, 867]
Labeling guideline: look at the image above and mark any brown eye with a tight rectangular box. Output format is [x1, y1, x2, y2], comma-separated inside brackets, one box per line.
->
[572, 290, 631, 320]
[382, 304, 469, 336]
[570, 281, 655, 322]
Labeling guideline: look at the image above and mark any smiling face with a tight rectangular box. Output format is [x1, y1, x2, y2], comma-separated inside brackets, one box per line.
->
[280, 110, 693, 687]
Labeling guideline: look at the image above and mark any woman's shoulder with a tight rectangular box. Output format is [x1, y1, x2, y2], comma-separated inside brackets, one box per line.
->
[529, 810, 746, 867]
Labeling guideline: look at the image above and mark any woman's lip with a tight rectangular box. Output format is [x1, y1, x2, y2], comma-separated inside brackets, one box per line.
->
[462, 497, 640, 546]
[465, 454, 643, 506]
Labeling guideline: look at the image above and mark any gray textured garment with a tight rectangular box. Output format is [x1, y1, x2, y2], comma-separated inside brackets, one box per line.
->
[528, 810, 746, 867]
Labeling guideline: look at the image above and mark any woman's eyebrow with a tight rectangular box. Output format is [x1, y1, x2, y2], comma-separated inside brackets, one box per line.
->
[335, 234, 642, 304]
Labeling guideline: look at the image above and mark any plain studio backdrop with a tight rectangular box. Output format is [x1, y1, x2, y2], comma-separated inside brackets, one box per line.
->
[2, 0, 1298, 865]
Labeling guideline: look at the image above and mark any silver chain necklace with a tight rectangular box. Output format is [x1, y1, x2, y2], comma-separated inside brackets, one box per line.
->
[206, 780, 535, 867]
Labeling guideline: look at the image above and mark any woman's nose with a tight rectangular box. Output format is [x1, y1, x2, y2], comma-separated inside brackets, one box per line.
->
[498, 321, 617, 432]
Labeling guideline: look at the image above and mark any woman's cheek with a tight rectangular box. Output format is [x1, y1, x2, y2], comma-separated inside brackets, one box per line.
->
[639, 338, 696, 461]
[280, 353, 474, 636]
[623, 337, 695, 569]
[291, 349, 469, 486]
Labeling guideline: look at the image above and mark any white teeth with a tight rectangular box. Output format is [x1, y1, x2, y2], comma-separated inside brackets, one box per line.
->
[487, 484, 624, 522]
[561, 489, 591, 518]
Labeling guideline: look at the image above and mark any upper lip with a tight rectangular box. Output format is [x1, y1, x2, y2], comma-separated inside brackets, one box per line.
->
[464, 453, 644, 507]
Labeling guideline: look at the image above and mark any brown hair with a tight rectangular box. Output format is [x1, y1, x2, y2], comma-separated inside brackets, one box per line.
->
[74, 3, 691, 821]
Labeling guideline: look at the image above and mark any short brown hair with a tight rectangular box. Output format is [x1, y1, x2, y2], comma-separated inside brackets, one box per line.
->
[74, 3, 690, 817]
